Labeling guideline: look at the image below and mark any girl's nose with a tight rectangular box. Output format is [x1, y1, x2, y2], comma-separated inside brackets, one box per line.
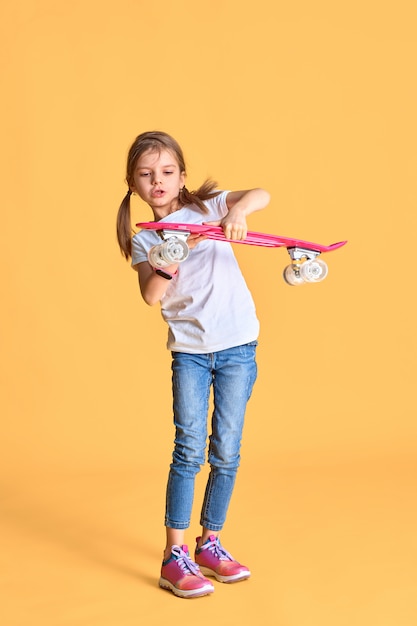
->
[152, 173, 162, 184]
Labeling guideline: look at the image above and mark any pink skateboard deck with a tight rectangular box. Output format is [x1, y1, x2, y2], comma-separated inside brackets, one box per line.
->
[136, 222, 347, 254]
[137, 222, 347, 285]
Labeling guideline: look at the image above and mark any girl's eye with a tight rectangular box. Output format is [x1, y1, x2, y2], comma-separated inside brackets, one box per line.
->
[164, 171, 174, 175]
[140, 172, 151, 177]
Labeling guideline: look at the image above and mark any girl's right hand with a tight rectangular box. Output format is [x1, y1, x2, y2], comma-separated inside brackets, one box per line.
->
[186, 233, 208, 250]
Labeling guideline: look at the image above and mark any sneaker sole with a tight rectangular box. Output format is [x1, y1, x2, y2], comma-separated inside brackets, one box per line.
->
[198, 566, 251, 583]
[159, 577, 214, 598]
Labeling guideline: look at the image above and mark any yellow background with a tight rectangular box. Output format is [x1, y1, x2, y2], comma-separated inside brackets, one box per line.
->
[1, 1, 416, 624]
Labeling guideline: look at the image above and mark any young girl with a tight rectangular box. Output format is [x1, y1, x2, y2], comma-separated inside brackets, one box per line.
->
[117, 131, 270, 598]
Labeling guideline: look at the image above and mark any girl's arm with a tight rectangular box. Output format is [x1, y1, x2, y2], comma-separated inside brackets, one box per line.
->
[207, 188, 270, 240]
[134, 261, 178, 306]
[133, 233, 207, 306]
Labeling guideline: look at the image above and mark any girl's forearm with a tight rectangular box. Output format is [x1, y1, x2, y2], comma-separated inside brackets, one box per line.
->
[227, 188, 270, 216]
[138, 263, 179, 306]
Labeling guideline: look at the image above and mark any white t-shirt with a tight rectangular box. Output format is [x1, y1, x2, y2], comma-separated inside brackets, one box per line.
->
[131, 191, 259, 354]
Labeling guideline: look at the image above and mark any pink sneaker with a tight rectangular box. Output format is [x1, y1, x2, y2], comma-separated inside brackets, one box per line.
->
[195, 535, 251, 583]
[159, 545, 215, 598]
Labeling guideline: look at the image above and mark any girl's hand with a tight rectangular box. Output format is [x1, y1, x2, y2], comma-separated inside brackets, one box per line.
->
[186, 233, 208, 249]
[204, 188, 270, 241]
[204, 209, 248, 241]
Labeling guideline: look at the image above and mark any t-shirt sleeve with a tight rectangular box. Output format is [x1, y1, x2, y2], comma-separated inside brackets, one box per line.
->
[207, 190, 230, 221]
[131, 234, 149, 266]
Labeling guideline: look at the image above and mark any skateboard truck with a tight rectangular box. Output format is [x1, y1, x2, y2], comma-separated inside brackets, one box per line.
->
[283, 247, 328, 286]
[148, 229, 190, 269]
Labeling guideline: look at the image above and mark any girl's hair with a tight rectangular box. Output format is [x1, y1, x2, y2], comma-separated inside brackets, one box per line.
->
[116, 131, 220, 260]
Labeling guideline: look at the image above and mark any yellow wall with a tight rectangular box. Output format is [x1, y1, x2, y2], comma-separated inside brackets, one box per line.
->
[1, 0, 416, 472]
[2, 2, 417, 625]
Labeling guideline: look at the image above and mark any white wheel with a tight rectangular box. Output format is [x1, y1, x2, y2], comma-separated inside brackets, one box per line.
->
[299, 259, 328, 283]
[148, 237, 190, 268]
[283, 264, 305, 286]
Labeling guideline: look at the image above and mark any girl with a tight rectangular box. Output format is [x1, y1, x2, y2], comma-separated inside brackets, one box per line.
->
[117, 131, 270, 598]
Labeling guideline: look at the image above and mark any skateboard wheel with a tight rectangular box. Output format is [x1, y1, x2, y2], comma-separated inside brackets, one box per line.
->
[299, 259, 328, 283]
[283, 264, 305, 286]
[148, 237, 190, 268]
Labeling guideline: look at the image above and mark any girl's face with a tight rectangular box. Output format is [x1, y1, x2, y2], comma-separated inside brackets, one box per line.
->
[130, 149, 185, 217]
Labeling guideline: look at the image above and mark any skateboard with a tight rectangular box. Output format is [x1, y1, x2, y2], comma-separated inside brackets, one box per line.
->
[136, 222, 347, 286]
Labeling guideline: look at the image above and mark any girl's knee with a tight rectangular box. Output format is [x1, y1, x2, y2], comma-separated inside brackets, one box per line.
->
[172, 447, 205, 470]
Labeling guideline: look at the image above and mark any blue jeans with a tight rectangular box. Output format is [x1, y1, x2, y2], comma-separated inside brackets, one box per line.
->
[165, 342, 258, 531]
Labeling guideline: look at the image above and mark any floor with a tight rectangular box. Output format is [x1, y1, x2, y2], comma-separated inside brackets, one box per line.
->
[1, 453, 416, 626]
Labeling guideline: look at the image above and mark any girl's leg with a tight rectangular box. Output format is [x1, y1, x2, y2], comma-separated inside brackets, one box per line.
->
[164, 529, 186, 560]
[200, 343, 257, 531]
[164, 352, 212, 548]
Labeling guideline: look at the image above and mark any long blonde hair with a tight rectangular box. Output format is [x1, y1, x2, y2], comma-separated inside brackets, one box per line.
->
[116, 131, 220, 260]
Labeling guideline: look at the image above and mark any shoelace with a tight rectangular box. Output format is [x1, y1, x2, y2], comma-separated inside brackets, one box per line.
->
[205, 538, 234, 562]
[172, 546, 202, 576]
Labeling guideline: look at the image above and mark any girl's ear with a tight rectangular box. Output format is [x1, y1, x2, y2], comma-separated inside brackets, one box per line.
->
[180, 171, 186, 188]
